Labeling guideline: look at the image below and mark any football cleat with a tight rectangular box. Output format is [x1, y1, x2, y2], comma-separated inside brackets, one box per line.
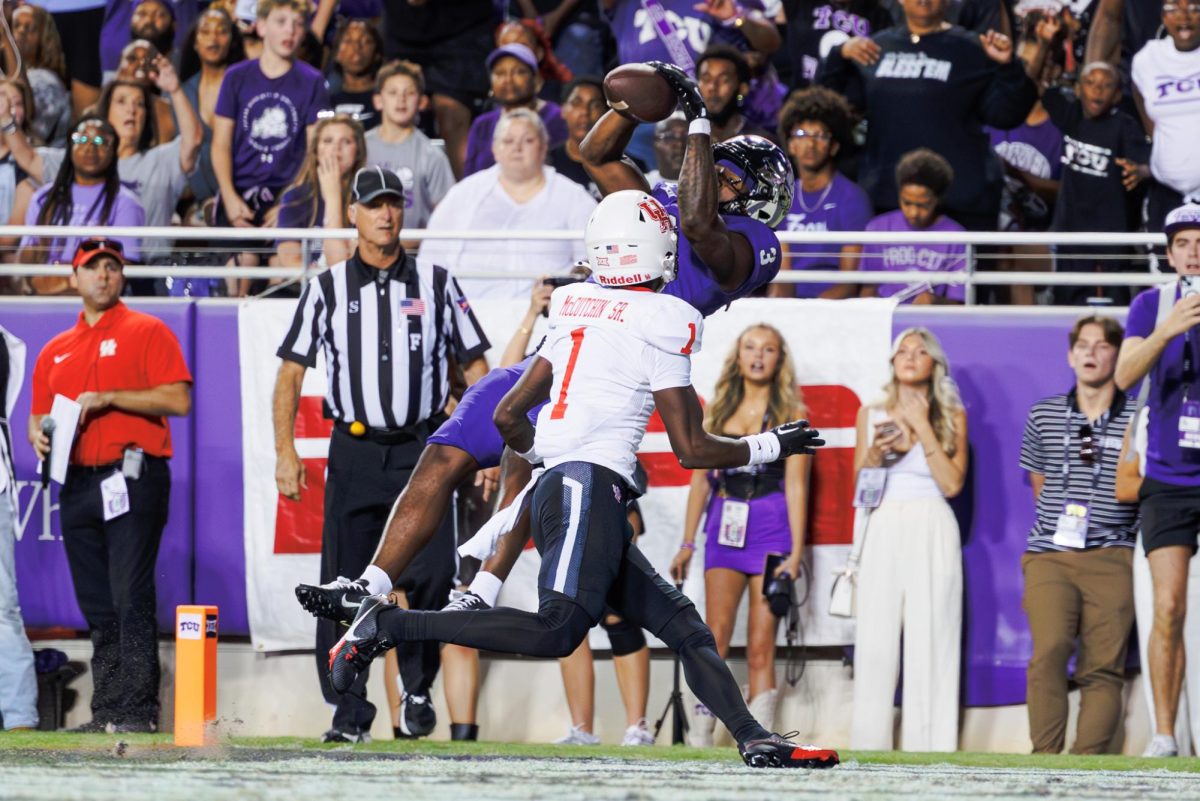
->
[739, 732, 839, 769]
[442, 589, 492, 612]
[395, 693, 437, 738]
[327, 595, 396, 694]
[296, 575, 371, 624]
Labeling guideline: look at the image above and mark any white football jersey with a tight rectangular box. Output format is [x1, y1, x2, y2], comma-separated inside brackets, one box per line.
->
[533, 282, 704, 484]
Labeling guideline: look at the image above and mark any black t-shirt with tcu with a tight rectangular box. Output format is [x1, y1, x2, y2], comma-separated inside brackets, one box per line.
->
[1044, 86, 1150, 234]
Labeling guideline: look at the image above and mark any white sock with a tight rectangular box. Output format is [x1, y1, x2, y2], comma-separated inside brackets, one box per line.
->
[468, 571, 503, 607]
[358, 564, 392, 597]
[1153, 734, 1178, 748]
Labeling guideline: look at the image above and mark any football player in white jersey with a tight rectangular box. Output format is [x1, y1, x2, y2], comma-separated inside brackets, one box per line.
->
[328, 192, 838, 768]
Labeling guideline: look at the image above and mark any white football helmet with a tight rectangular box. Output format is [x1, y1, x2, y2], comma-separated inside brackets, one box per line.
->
[584, 190, 678, 288]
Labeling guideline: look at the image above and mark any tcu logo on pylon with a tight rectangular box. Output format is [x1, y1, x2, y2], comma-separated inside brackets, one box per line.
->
[759, 248, 778, 266]
[638, 198, 672, 234]
[99, 339, 117, 357]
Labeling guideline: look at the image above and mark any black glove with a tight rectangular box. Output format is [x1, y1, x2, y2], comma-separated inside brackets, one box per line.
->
[647, 60, 708, 122]
[773, 420, 825, 457]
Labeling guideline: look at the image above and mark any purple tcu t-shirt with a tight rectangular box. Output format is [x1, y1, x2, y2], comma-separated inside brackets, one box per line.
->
[652, 182, 781, 315]
[605, 0, 764, 70]
[781, 172, 873, 298]
[1126, 284, 1200, 486]
[987, 118, 1064, 182]
[21, 182, 144, 263]
[861, 210, 967, 302]
[462, 103, 568, 176]
[214, 60, 331, 191]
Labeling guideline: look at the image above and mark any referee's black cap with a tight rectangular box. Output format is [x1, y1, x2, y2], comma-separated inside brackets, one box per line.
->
[351, 166, 406, 205]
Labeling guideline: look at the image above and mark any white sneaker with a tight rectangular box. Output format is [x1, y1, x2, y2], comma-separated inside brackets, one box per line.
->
[687, 703, 716, 747]
[621, 719, 655, 746]
[1143, 735, 1179, 757]
[554, 724, 601, 745]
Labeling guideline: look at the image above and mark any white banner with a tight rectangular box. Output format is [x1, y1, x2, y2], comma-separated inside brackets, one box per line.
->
[240, 295, 894, 651]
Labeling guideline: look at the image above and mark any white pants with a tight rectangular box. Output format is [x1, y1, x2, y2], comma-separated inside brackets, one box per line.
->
[0, 490, 38, 729]
[851, 495, 962, 751]
[1133, 531, 1200, 752]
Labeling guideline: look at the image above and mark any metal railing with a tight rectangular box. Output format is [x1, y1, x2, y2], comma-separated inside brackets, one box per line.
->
[0, 225, 1174, 303]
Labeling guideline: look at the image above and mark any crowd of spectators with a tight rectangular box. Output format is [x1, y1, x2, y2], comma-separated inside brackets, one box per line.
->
[0, 0, 1192, 302]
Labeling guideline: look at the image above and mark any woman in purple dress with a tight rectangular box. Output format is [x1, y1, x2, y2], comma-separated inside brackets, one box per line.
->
[671, 323, 810, 744]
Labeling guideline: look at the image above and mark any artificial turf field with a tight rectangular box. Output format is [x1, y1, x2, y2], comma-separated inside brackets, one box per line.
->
[1, 734, 1199, 801]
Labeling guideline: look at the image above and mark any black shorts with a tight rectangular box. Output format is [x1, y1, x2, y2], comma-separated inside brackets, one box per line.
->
[388, 22, 493, 113]
[531, 461, 632, 620]
[1140, 477, 1200, 555]
[51, 7, 104, 89]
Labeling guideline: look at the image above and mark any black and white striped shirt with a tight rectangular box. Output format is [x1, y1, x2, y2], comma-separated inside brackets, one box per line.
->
[1019, 391, 1138, 553]
[277, 250, 490, 429]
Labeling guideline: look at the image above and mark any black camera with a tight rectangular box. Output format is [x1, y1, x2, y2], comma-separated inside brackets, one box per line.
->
[763, 552, 794, 618]
[543, 275, 584, 288]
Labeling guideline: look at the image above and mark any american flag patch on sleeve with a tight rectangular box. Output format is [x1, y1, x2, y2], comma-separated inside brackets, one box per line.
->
[399, 298, 426, 316]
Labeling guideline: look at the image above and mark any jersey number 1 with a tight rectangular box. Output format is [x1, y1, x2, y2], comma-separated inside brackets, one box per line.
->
[550, 327, 586, 420]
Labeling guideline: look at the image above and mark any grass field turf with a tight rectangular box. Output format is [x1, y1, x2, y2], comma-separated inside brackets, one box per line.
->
[1, 731, 1198, 772]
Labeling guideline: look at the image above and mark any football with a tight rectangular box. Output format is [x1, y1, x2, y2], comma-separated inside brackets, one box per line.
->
[603, 63, 678, 124]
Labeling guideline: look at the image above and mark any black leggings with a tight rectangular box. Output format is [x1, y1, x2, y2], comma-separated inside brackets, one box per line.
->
[383, 462, 768, 745]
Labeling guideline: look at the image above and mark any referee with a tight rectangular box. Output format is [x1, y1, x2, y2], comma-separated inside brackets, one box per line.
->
[273, 167, 490, 744]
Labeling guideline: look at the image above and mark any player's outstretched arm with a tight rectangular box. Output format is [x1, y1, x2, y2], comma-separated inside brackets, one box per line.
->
[652, 62, 755, 292]
[579, 110, 653, 197]
[654, 385, 824, 469]
[494, 356, 554, 457]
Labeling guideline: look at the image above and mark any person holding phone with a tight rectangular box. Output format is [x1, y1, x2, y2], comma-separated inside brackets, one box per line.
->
[850, 327, 968, 752]
[672, 323, 811, 742]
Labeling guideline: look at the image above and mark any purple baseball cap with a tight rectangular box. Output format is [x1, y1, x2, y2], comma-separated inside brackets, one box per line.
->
[486, 43, 538, 74]
[1165, 203, 1200, 239]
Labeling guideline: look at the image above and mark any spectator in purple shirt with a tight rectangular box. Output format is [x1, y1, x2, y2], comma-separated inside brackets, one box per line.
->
[212, 0, 330, 295]
[273, 114, 366, 273]
[18, 116, 145, 295]
[860, 149, 967, 304]
[1114, 203, 1200, 759]
[770, 86, 872, 299]
[696, 46, 776, 144]
[462, 43, 568, 176]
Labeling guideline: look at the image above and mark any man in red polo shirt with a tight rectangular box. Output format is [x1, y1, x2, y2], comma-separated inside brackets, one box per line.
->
[27, 238, 191, 734]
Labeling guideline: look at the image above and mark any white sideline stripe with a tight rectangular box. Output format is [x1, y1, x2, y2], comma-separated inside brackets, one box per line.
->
[553, 477, 584, 594]
[637, 427, 857, 454]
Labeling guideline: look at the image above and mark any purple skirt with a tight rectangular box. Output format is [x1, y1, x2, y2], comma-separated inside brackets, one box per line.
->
[703, 491, 792, 575]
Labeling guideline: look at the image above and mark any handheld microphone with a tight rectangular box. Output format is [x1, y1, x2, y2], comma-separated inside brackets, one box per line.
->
[40, 417, 55, 488]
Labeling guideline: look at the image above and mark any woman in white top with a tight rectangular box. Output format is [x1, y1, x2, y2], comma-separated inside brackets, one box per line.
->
[419, 108, 596, 301]
[850, 327, 969, 752]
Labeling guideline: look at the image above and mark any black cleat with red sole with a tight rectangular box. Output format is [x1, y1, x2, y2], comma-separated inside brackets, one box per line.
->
[739, 733, 840, 769]
[327, 595, 397, 694]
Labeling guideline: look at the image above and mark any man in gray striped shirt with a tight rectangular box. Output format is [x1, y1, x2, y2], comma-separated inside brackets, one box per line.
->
[1019, 315, 1138, 755]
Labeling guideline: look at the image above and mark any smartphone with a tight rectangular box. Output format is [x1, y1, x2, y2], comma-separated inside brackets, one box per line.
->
[875, 421, 899, 439]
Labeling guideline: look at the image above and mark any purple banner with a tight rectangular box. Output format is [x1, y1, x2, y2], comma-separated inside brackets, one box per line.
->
[5, 299, 1130, 706]
[4, 299, 195, 632]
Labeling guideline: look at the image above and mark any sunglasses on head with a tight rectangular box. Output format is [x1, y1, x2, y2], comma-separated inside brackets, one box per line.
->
[79, 238, 124, 255]
[71, 133, 111, 147]
[1079, 424, 1095, 465]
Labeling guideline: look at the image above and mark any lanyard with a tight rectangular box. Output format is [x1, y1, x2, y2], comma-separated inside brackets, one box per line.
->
[1184, 328, 1196, 403]
[640, 0, 697, 75]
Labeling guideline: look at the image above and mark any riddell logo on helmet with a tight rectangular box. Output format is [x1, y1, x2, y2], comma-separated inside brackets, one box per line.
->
[597, 272, 650, 286]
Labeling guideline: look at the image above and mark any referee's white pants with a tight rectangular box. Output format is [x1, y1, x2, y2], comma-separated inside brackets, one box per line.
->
[851, 496, 962, 752]
[1133, 531, 1200, 752]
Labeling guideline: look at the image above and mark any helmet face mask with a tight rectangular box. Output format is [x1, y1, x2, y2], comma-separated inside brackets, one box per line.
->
[585, 190, 678, 288]
[713, 135, 795, 229]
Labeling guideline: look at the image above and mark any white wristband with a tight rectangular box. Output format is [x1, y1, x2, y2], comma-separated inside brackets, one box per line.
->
[744, 432, 781, 466]
[517, 443, 541, 464]
[688, 118, 711, 137]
